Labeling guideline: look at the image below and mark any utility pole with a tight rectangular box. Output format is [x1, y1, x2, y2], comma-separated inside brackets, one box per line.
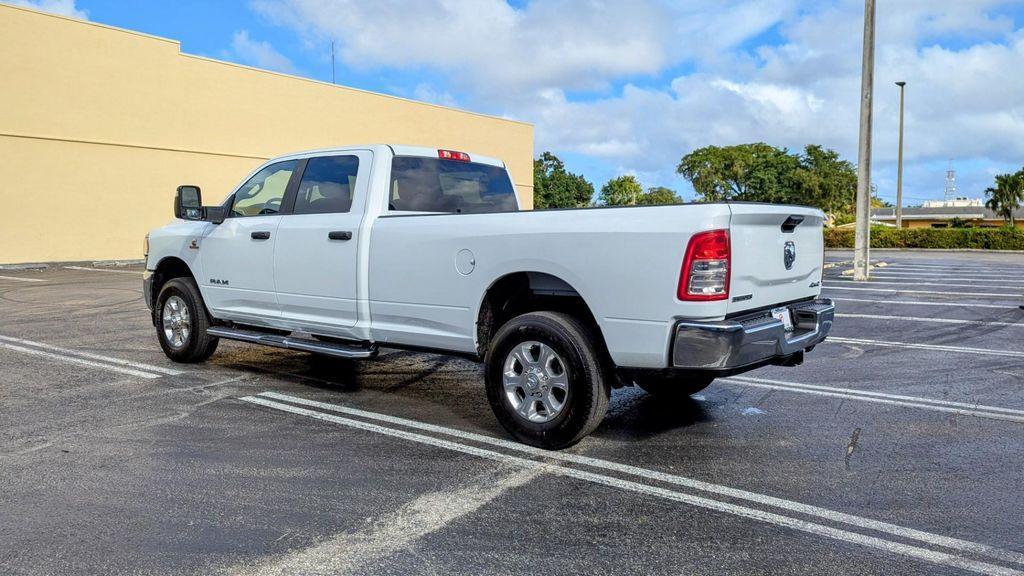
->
[853, 0, 876, 281]
[895, 81, 906, 229]
[331, 41, 336, 84]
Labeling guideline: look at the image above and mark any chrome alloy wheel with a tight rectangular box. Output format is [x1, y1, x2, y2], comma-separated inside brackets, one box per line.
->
[161, 295, 191, 349]
[503, 341, 569, 423]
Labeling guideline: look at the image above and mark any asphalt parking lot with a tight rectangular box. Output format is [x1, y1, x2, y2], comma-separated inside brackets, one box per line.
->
[2, 252, 1024, 576]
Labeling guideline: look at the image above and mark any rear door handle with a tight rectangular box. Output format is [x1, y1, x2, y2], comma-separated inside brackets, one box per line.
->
[328, 231, 352, 241]
[251, 231, 271, 240]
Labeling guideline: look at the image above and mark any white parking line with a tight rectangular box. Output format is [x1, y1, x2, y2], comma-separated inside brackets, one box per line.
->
[0, 342, 162, 379]
[888, 267, 1024, 276]
[721, 376, 1024, 422]
[0, 274, 44, 283]
[243, 393, 1024, 574]
[0, 334, 183, 376]
[63, 266, 142, 275]
[852, 272, 1024, 283]
[826, 336, 1024, 358]
[831, 297, 1014, 310]
[836, 313, 1024, 328]
[826, 279, 1024, 292]
[824, 285, 1021, 298]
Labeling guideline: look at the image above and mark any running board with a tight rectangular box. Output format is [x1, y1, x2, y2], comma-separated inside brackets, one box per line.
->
[206, 327, 377, 359]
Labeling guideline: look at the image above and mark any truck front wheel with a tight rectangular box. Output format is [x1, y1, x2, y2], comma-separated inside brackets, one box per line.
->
[155, 277, 219, 363]
[484, 311, 610, 450]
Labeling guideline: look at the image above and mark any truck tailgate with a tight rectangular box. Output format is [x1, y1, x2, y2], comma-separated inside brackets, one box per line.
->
[727, 204, 824, 315]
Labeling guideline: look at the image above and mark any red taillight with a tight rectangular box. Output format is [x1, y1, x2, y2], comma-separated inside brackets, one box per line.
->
[438, 149, 471, 162]
[678, 229, 730, 301]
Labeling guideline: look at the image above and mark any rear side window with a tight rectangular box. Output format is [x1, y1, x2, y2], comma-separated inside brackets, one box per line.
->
[389, 157, 518, 214]
[231, 160, 297, 217]
[293, 155, 360, 215]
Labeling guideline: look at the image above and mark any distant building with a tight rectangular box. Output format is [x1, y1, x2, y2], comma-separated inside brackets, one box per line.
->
[871, 198, 1022, 228]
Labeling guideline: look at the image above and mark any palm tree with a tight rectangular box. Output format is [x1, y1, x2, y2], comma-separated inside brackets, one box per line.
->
[984, 171, 1024, 227]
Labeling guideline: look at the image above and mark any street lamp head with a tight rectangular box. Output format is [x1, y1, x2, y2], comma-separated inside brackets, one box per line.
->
[895, 81, 906, 87]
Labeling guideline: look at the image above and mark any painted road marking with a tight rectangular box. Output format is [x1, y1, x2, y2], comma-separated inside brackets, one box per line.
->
[830, 297, 1015, 310]
[824, 285, 1022, 298]
[836, 313, 1024, 328]
[0, 334, 182, 377]
[63, 266, 142, 275]
[826, 279, 1024, 292]
[0, 342, 163, 379]
[721, 376, 1024, 423]
[232, 467, 541, 575]
[851, 272, 1024, 282]
[243, 393, 1024, 574]
[259, 392, 1024, 565]
[827, 336, 1024, 358]
[0, 275, 44, 283]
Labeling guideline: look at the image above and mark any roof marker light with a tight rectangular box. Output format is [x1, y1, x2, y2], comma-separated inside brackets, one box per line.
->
[438, 149, 471, 162]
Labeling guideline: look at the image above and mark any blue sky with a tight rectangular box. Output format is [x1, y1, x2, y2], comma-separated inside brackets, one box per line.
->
[14, 0, 1024, 205]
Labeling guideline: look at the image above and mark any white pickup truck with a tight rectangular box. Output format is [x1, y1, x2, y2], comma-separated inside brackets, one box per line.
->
[144, 144, 834, 448]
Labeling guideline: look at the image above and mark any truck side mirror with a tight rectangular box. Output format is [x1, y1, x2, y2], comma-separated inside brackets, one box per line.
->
[175, 185, 203, 220]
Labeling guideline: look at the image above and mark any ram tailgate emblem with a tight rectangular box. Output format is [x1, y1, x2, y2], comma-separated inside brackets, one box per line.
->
[783, 241, 796, 270]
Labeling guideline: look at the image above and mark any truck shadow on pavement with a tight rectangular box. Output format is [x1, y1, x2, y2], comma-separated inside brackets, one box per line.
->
[211, 346, 712, 443]
[595, 388, 711, 441]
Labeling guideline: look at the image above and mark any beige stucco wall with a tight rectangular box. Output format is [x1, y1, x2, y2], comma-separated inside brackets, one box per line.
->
[0, 4, 534, 264]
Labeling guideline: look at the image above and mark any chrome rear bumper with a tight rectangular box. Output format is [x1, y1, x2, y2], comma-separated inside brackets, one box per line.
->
[671, 298, 834, 370]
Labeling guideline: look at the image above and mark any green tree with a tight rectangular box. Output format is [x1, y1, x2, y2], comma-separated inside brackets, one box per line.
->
[984, 171, 1024, 227]
[599, 175, 644, 206]
[676, 143, 858, 216]
[790, 145, 858, 214]
[638, 186, 682, 205]
[533, 152, 594, 209]
[676, 143, 798, 203]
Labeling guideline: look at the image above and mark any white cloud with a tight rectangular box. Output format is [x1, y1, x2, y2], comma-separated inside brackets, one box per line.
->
[9, 0, 87, 19]
[412, 83, 458, 108]
[229, 30, 298, 74]
[253, 0, 1024, 200]
[252, 0, 674, 97]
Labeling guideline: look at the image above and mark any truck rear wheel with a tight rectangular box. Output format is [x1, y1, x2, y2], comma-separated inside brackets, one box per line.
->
[484, 311, 610, 450]
[633, 374, 714, 399]
[155, 277, 219, 363]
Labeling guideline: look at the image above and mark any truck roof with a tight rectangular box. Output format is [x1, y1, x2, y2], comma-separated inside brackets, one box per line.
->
[269, 144, 506, 168]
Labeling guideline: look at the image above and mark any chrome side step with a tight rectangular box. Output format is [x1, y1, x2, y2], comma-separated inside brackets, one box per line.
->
[206, 326, 378, 359]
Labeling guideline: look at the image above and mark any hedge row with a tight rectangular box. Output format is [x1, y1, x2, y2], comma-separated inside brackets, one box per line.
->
[824, 226, 1024, 250]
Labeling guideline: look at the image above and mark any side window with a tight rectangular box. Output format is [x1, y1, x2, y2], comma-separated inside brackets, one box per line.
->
[230, 160, 298, 217]
[293, 156, 360, 215]
[389, 157, 518, 214]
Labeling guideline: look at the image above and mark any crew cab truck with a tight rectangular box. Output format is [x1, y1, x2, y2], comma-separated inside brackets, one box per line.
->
[144, 144, 834, 449]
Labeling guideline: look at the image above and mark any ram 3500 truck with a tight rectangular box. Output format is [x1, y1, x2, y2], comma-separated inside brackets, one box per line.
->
[144, 144, 834, 448]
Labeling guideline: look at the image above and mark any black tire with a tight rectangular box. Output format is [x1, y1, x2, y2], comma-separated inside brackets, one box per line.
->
[484, 311, 610, 450]
[155, 277, 219, 363]
[633, 374, 714, 399]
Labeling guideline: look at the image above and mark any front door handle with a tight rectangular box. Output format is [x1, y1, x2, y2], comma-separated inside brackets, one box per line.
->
[251, 231, 271, 240]
[328, 231, 352, 241]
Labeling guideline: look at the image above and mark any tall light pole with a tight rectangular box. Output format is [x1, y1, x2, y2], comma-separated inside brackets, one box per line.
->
[895, 81, 906, 229]
[853, 0, 876, 281]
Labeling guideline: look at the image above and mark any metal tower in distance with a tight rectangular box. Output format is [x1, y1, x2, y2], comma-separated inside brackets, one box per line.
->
[944, 160, 957, 202]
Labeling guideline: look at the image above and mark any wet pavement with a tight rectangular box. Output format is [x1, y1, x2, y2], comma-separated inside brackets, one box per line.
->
[1, 252, 1023, 575]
